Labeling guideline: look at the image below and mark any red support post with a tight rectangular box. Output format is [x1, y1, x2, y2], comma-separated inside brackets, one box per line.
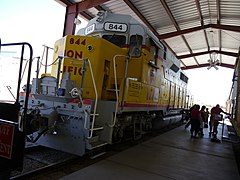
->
[63, 4, 77, 36]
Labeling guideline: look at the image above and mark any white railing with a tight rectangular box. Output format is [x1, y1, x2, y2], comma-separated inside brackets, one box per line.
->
[61, 57, 98, 139]
[108, 54, 129, 127]
[84, 59, 98, 139]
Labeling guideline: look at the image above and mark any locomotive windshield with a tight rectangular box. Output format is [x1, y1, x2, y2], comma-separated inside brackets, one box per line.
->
[129, 34, 143, 57]
[102, 34, 126, 48]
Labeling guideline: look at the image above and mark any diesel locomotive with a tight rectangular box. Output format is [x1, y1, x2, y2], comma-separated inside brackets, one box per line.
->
[20, 11, 193, 156]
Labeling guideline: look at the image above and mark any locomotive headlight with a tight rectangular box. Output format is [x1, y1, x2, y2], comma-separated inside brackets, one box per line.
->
[87, 45, 94, 52]
[54, 45, 58, 53]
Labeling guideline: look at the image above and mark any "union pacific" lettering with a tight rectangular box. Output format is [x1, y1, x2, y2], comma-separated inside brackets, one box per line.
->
[64, 50, 83, 59]
[63, 66, 82, 76]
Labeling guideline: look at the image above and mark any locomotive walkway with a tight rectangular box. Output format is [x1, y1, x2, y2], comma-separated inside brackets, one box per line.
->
[60, 123, 240, 180]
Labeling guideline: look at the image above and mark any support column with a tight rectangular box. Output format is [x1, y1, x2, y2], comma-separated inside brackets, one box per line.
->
[63, 4, 78, 36]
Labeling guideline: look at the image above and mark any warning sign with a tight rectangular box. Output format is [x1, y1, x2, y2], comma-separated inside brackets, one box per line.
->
[0, 121, 15, 159]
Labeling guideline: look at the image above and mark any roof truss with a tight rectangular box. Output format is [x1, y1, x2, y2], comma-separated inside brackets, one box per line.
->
[58, 0, 240, 70]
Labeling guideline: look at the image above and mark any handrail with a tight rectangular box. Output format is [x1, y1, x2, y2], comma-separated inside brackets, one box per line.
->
[83, 59, 98, 139]
[0, 42, 33, 134]
[108, 54, 129, 128]
[59, 56, 98, 138]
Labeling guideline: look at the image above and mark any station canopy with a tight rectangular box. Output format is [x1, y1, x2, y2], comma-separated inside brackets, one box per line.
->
[57, 0, 240, 70]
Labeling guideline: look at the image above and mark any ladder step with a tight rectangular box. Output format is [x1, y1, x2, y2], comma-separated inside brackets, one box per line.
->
[88, 141, 108, 150]
[106, 88, 120, 92]
[89, 135, 99, 143]
[90, 152, 106, 159]
[88, 124, 104, 131]
[92, 127, 104, 131]
[90, 113, 99, 116]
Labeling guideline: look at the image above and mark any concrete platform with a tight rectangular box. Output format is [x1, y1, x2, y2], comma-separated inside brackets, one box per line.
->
[60, 124, 240, 180]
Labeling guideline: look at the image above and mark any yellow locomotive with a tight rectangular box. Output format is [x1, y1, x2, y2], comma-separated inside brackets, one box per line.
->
[24, 11, 192, 156]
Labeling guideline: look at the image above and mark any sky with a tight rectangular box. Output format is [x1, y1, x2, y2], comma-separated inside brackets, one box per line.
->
[0, 0, 65, 55]
[185, 67, 234, 107]
[0, 0, 235, 107]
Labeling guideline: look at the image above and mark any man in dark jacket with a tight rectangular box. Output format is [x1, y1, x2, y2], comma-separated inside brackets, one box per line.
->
[210, 104, 230, 141]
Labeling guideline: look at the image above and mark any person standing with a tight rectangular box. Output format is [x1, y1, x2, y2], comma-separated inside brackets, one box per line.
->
[199, 105, 206, 137]
[210, 104, 230, 141]
[185, 104, 196, 129]
[190, 104, 201, 138]
[204, 108, 210, 128]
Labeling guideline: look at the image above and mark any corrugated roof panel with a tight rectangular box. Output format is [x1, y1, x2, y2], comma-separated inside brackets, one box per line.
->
[131, 0, 171, 26]
[203, 18, 211, 25]
[206, 30, 219, 49]
[102, 1, 132, 14]
[221, 0, 240, 26]
[221, 19, 240, 26]
[176, 51, 191, 56]
[102, 1, 147, 26]
[222, 30, 240, 50]
[207, 0, 217, 24]
[200, 0, 210, 16]
[102, 0, 126, 10]
[185, 31, 207, 51]
[221, 0, 240, 12]
[165, 36, 189, 54]
[199, 0, 212, 25]
[220, 55, 236, 65]
[130, 0, 178, 34]
[166, 0, 201, 29]
[222, 48, 239, 55]
[192, 48, 209, 54]
[195, 54, 210, 64]
[180, 57, 198, 67]
[179, 21, 201, 30]
[85, 7, 98, 17]
[157, 25, 177, 34]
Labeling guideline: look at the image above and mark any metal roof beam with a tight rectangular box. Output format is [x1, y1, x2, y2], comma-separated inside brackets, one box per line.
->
[56, 0, 73, 6]
[159, 24, 240, 39]
[216, 0, 222, 64]
[63, 4, 77, 36]
[159, 0, 179, 30]
[182, 63, 234, 70]
[216, 0, 220, 25]
[195, 0, 210, 51]
[122, 0, 159, 39]
[177, 50, 238, 59]
[74, 0, 110, 11]
[181, 37, 199, 65]
[80, 5, 105, 21]
[95, 5, 105, 11]
[62, 0, 110, 36]
[159, 0, 199, 65]
[79, 11, 93, 20]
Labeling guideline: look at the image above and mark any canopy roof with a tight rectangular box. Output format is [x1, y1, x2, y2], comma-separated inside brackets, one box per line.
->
[57, 0, 240, 70]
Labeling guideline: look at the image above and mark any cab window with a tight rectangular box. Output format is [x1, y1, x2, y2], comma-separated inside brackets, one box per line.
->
[102, 34, 126, 48]
[129, 35, 143, 57]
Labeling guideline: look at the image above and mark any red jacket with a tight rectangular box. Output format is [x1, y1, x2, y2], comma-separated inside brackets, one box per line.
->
[191, 109, 200, 120]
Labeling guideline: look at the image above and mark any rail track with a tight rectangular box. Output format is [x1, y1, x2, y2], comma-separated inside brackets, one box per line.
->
[10, 145, 79, 180]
